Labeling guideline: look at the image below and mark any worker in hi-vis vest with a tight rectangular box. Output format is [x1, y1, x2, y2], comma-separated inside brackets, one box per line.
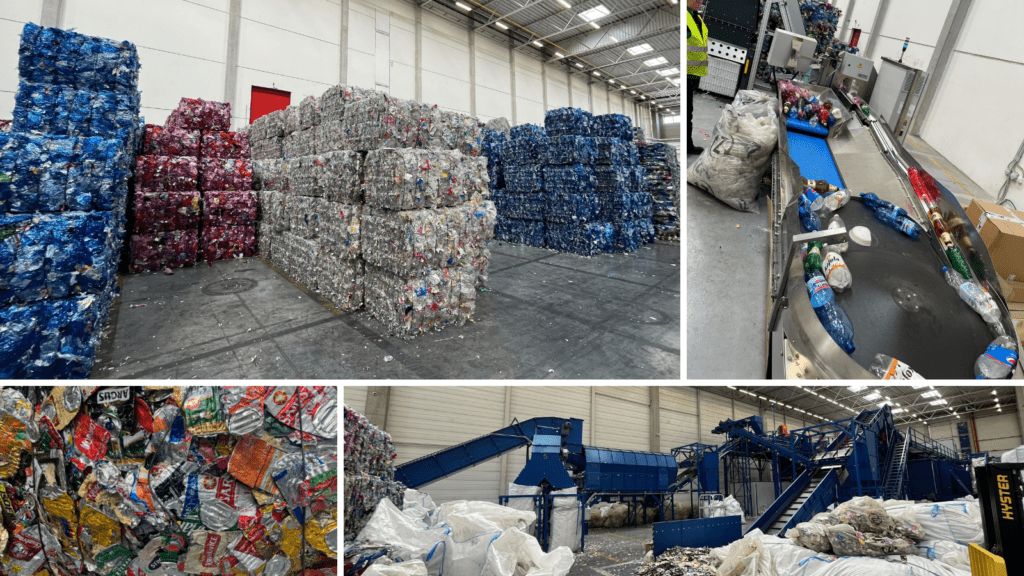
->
[686, 0, 708, 156]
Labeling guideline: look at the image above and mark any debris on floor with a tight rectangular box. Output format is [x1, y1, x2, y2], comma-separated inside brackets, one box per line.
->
[634, 546, 714, 576]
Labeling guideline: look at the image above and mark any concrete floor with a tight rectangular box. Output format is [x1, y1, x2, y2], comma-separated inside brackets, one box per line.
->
[93, 240, 680, 379]
[685, 89, 993, 379]
[571, 526, 652, 576]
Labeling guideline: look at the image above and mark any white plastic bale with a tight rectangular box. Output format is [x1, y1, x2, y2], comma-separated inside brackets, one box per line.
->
[832, 497, 895, 535]
[256, 190, 289, 234]
[257, 221, 277, 261]
[785, 522, 831, 553]
[823, 523, 914, 557]
[436, 500, 537, 541]
[283, 128, 316, 158]
[364, 149, 470, 211]
[363, 264, 476, 336]
[274, 231, 319, 289]
[714, 529, 779, 576]
[886, 507, 925, 541]
[403, 488, 439, 525]
[481, 528, 573, 576]
[317, 201, 361, 260]
[299, 95, 321, 130]
[320, 150, 364, 204]
[882, 502, 983, 545]
[286, 155, 323, 197]
[249, 109, 286, 142]
[286, 195, 325, 239]
[360, 202, 492, 275]
[250, 136, 283, 161]
[282, 105, 300, 135]
[253, 158, 288, 192]
[915, 539, 969, 569]
[548, 487, 582, 553]
[314, 253, 364, 311]
[362, 560, 428, 576]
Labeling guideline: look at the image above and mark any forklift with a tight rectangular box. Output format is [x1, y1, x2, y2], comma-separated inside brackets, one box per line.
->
[974, 462, 1024, 575]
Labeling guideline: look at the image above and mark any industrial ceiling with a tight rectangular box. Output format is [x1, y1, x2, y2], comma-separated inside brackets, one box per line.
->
[699, 385, 1019, 428]
[414, 0, 682, 116]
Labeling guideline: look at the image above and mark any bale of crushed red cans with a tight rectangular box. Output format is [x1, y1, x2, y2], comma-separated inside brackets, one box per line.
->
[128, 228, 199, 272]
[142, 124, 200, 156]
[166, 97, 231, 131]
[0, 386, 338, 575]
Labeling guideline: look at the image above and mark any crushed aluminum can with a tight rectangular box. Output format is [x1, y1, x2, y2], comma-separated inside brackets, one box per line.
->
[0, 532, 45, 576]
[43, 492, 81, 558]
[226, 406, 263, 436]
[227, 435, 283, 495]
[0, 414, 28, 478]
[79, 504, 122, 558]
[137, 533, 188, 576]
[310, 397, 337, 439]
[42, 386, 89, 430]
[180, 386, 228, 437]
[74, 412, 112, 462]
[200, 499, 239, 532]
[95, 412, 124, 461]
[263, 387, 301, 428]
[262, 555, 290, 576]
[305, 517, 337, 557]
[225, 532, 271, 573]
[0, 387, 34, 422]
[184, 531, 235, 576]
[93, 545, 134, 576]
[96, 387, 131, 405]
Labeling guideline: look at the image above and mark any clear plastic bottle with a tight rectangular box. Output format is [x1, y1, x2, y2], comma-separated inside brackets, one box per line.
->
[805, 272, 855, 353]
[799, 194, 821, 232]
[975, 336, 1018, 379]
[821, 190, 850, 214]
[823, 250, 852, 292]
[826, 214, 848, 253]
[942, 266, 1000, 324]
[804, 188, 825, 211]
[870, 354, 925, 380]
[861, 193, 921, 239]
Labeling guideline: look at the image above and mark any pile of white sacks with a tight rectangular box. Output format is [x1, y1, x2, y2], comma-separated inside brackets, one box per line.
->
[712, 496, 982, 576]
[354, 488, 574, 576]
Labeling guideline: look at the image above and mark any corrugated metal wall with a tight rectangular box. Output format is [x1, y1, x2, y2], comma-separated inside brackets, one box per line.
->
[344, 385, 369, 414]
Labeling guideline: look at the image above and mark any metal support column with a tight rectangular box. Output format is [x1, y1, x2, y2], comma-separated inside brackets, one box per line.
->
[566, 68, 574, 107]
[468, 18, 476, 115]
[223, 0, 242, 129]
[340, 0, 349, 84]
[838, 0, 857, 43]
[509, 37, 517, 124]
[40, 0, 65, 28]
[365, 386, 391, 430]
[863, 0, 894, 59]
[415, 4, 423, 102]
[747, 0, 776, 90]
[910, 0, 974, 137]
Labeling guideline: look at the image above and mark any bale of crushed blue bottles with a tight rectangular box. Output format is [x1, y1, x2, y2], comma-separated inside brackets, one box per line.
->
[482, 130, 506, 190]
[0, 22, 141, 378]
[502, 137, 541, 165]
[546, 222, 612, 256]
[594, 137, 630, 165]
[509, 123, 547, 141]
[537, 136, 598, 165]
[505, 165, 543, 193]
[598, 193, 654, 222]
[544, 108, 592, 137]
[495, 217, 545, 247]
[542, 164, 597, 195]
[502, 193, 546, 221]
[595, 165, 631, 194]
[545, 192, 599, 224]
[591, 114, 634, 141]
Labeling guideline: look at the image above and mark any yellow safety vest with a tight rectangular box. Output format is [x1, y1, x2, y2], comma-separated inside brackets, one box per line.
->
[687, 11, 709, 77]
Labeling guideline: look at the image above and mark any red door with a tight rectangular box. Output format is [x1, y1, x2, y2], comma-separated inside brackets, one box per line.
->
[250, 86, 290, 124]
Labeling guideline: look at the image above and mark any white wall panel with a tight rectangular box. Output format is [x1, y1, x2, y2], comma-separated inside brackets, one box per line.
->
[546, 69, 570, 110]
[1, 1, 44, 113]
[571, 76, 589, 112]
[660, 408, 698, 451]
[516, 98, 545, 127]
[138, 47, 227, 124]
[344, 386, 369, 414]
[734, 402, 759, 419]
[389, 386, 506, 504]
[478, 86, 513, 123]
[389, 62, 416, 100]
[243, 0, 338, 45]
[516, 68, 544, 105]
[700, 391, 733, 442]
[594, 388, 649, 450]
[476, 34, 507, 61]
[422, 35, 469, 83]
[477, 53, 510, 94]
[976, 412, 1023, 454]
[423, 71, 470, 114]
[238, 22, 338, 86]
[390, 25, 416, 68]
[347, 48, 376, 96]
[662, 387, 696, 414]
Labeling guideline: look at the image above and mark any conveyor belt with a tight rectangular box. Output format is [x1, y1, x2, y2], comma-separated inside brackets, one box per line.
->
[785, 130, 845, 189]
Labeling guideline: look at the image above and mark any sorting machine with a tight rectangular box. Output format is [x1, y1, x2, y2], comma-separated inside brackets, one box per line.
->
[764, 78, 1023, 379]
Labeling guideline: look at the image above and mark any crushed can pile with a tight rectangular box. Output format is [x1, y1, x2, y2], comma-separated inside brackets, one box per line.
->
[0, 385, 338, 576]
[634, 546, 714, 576]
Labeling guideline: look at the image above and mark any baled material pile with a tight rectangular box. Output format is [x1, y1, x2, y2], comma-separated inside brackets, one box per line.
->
[487, 108, 654, 254]
[639, 142, 680, 238]
[344, 405, 404, 538]
[250, 85, 496, 336]
[785, 497, 920, 557]
[1, 22, 142, 378]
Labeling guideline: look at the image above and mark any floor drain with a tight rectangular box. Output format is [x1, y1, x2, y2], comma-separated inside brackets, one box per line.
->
[203, 278, 258, 296]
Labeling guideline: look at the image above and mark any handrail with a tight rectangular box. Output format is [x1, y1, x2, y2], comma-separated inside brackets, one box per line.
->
[907, 427, 964, 463]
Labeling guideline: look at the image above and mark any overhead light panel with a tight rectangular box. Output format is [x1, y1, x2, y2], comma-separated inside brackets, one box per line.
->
[630, 90, 637, 94]
[644, 56, 669, 67]
[922, 390, 941, 398]
[495, 21, 508, 29]
[670, 0, 678, 4]
[627, 43, 654, 56]
[533, 40, 544, 47]
[658, 67, 681, 76]
[610, 37, 619, 42]
[580, 5, 610, 22]
[455, 1, 472, 10]
[848, 385, 868, 393]
[593, 71, 601, 76]
[864, 392, 882, 401]
[929, 399, 948, 405]
[558, 0, 572, 8]
[555, 52, 564, 58]
[575, 62, 584, 68]
[910, 384, 928, 389]
[892, 408, 905, 414]
[609, 79, 616, 84]
[590, 22, 601, 29]
[992, 390, 998, 394]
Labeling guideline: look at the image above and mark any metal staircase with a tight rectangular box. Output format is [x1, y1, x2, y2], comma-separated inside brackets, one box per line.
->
[884, 432, 910, 500]
[763, 469, 829, 535]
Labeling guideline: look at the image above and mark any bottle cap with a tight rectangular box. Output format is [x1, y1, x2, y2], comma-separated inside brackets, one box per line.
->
[850, 226, 872, 246]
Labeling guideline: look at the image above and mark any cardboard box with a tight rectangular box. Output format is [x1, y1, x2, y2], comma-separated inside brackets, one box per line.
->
[965, 199, 1024, 281]
[998, 276, 1024, 303]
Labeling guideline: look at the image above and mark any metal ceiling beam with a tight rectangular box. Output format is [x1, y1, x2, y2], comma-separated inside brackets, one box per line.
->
[514, 0, 667, 50]
[556, 33, 680, 71]
[473, 0, 550, 31]
[554, 25, 681, 65]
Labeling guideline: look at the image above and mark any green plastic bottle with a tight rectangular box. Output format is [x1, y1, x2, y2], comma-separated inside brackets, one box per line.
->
[805, 240, 824, 274]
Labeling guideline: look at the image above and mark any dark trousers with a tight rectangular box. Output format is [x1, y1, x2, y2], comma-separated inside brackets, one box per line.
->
[687, 76, 699, 149]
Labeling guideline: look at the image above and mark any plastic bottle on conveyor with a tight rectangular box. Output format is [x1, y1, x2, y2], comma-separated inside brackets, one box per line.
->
[975, 336, 1019, 379]
[861, 192, 922, 239]
[805, 271, 856, 353]
[799, 194, 821, 232]
[942, 266, 1000, 324]
[823, 249, 852, 292]
[870, 354, 925, 380]
[804, 240, 824, 273]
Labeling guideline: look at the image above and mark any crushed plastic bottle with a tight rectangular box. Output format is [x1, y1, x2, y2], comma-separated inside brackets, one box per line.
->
[975, 336, 1018, 379]
[870, 354, 925, 379]
[823, 250, 852, 292]
[820, 190, 850, 215]
[805, 240, 824, 273]
[861, 192, 922, 239]
[805, 271, 856, 353]
[826, 215, 849, 253]
[799, 193, 821, 232]
[804, 187, 825, 211]
[942, 266, 1000, 324]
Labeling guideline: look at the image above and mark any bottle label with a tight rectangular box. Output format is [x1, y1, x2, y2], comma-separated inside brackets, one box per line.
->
[898, 219, 917, 236]
[984, 345, 1018, 368]
[823, 253, 847, 282]
[883, 358, 925, 380]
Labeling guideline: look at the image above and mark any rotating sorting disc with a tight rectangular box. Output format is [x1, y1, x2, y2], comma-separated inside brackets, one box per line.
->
[825, 200, 990, 378]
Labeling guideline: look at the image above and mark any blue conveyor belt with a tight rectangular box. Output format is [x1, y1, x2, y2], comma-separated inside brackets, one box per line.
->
[786, 130, 845, 189]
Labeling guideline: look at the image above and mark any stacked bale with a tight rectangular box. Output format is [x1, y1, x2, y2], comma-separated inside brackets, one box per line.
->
[344, 405, 405, 538]
[639, 142, 680, 238]
[493, 124, 547, 247]
[1, 22, 141, 378]
[249, 87, 494, 332]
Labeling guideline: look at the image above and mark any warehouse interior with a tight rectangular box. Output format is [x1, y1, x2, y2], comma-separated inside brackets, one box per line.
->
[344, 385, 1024, 575]
[684, 0, 1024, 380]
[0, 0, 682, 379]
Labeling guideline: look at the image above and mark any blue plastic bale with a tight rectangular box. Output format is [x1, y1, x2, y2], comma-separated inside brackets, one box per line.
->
[594, 137, 630, 165]
[6, 135, 46, 213]
[20, 23, 141, 95]
[613, 220, 644, 252]
[510, 124, 547, 140]
[631, 166, 647, 193]
[545, 221, 613, 256]
[0, 300, 46, 378]
[599, 193, 654, 222]
[505, 165, 543, 193]
[627, 141, 640, 166]
[537, 136, 598, 165]
[592, 114, 634, 141]
[488, 163, 505, 190]
[496, 217, 546, 247]
[544, 108, 593, 137]
[0, 296, 102, 379]
[13, 81, 63, 134]
[595, 165, 631, 194]
[503, 193, 546, 221]
[0, 214, 51, 306]
[544, 192, 600, 224]
[541, 164, 597, 194]
[503, 137, 541, 165]
[38, 136, 74, 210]
[483, 128, 509, 144]
[67, 137, 119, 211]
[18, 23, 52, 85]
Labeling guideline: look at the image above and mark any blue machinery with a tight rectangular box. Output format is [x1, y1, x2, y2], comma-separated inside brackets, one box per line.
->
[392, 407, 973, 551]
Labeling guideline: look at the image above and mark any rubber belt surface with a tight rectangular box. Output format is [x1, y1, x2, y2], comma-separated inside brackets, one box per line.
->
[786, 129, 845, 189]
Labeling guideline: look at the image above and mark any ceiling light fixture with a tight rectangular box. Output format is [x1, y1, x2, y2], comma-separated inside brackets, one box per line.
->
[533, 40, 544, 47]
[455, 1, 472, 10]
[644, 56, 669, 67]
[495, 21, 508, 30]
[628, 43, 655, 56]
[848, 385, 868, 393]
[593, 71, 601, 76]
[558, 0, 572, 8]
[922, 390, 942, 398]
[590, 22, 601, 29]
[555, 52, 564, 58]
[864, 392, 882, 401]
[580, 5, 610, 22]
[576, 62, 584, 68]
[610, 37, 619, 43]
[658, 67, 681, 76]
